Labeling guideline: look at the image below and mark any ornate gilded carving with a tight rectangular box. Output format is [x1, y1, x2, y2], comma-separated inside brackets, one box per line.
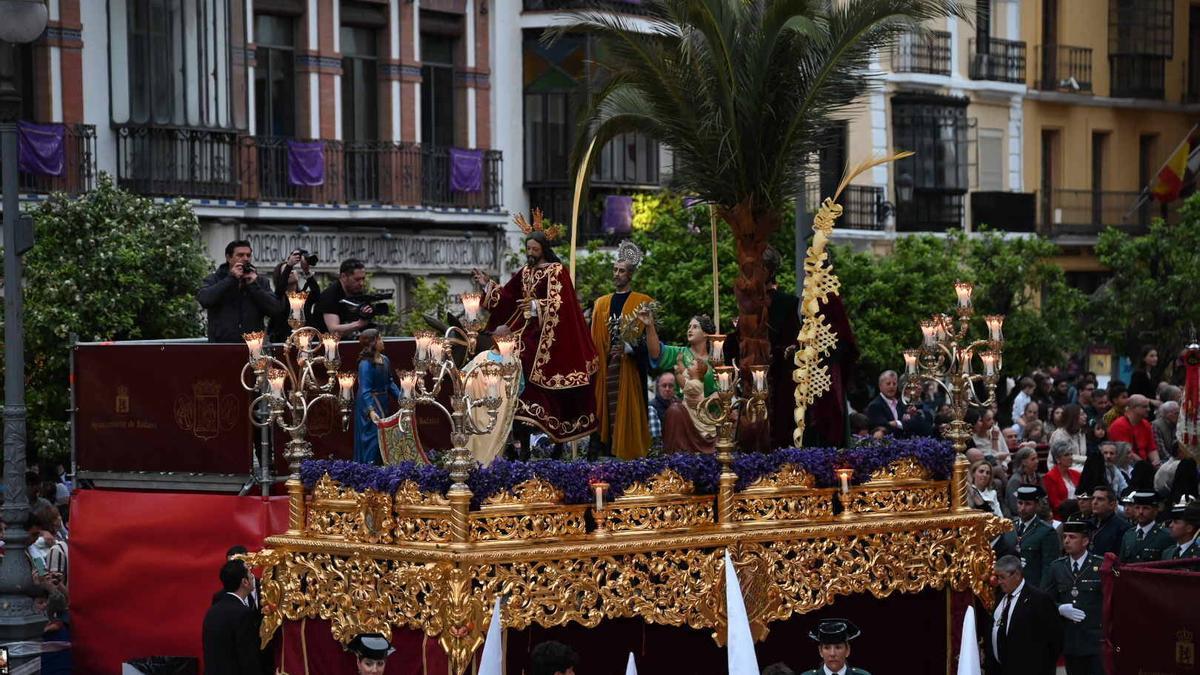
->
[846, 483, 950, 515]
[607, 497, 716, 532]
[470, 506, 589, 541]
[393, 480, 450, 506]
[733, 488, 837, 522]
[869, 457, 932, 482]
[437, 566, 488, 675]
[697, 543, 782, 646]
[747, 464, 816, 489]
[482, 478, 565, 506]
[619, 468, 695, 498]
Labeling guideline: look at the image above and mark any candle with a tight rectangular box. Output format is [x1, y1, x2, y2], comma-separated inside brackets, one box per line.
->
[709, 335, 725, 363]
[484, 369, 501, 399]
[296, 332, 312, 353]
[399, 371, 418, 398]
[466, 371, 487, 400]
[267, 368, 286, 398]
[749, 366, 767, 393]
[321, 333, 339, 360]
[243, 331, 266, 360]
[337, 372, 356, 400]
[980, 350, 999, 377]
[429, 338, 445, 364]
[287, 291, 307, 321]
[495, 335, 516, 360]
[715, 366, 733, 393]
[592, 482, 608, 511]
[414, 331, 435, 360]
[954, 281, 973, 308]
[835, 467, 853, 495]
[919, 320, 937, 348]
[461, 292, 482, 322]
[903, 349, 919, 375]
[933, 316, 948, 342]
[984, 315, 1005, 343]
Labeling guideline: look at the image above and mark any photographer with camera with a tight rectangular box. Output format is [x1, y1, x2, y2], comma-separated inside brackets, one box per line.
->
[269, 248, 323, 342]
[197, 240, 283, 343]
[318, 259, 392, 339]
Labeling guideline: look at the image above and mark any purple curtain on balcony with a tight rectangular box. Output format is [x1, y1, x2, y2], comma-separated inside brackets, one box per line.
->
[602, 195, 634, 234]
[18, 121, 65, 177]
[287, 140, 325, 186]
[449, 148, 483, 193]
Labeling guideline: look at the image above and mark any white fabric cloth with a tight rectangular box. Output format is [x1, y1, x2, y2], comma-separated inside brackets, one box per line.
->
[957, 605, 982, 675]
[724, 549, 759, 675]
[478, 597, 504, 675]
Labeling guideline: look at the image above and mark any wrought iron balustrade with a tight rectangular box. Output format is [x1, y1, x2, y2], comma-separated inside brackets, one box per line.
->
[115, 124, 240, 199]
[421, 146, 503, 210]
[1110, 54, 1165, 99]
[1036, 44, 1093, 93]
[969, 37, 1026, 83]
[1040, 189, 1178, 237]
[0, 122, 96, 196]
[892, 30, 952, 75]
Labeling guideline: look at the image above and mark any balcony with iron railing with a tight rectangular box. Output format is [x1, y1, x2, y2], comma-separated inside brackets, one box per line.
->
[969, 37, 1026, 84]
[1035, 44, 1093, 93]
[1039, 189, 1179, 238]
[1110, 54, 1165, 99]
[891, 30, 951, 76]
[806, 183, 886, 231]
[115, 126, 503, 211]
[0, 122, 97, 197]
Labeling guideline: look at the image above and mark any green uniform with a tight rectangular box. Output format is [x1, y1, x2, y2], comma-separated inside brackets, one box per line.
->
[800, 667, 871, 675]
[1161, 537, 1199, 561]
[1118, 522, 1174, 562]
[995, 516, 1060, 588]
[1044, 552, 1103, 658]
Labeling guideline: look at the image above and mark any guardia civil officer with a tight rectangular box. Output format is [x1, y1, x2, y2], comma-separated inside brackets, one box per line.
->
[1118, 491, 1173, 562]
[1044, 516, 1103, 675]
[994, 485, 1061, 587]
[800, 619, 870, 675]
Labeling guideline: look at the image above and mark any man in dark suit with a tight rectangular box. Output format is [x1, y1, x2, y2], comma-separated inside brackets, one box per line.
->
[1087, 485, 1130, 557]
[865, 371, 930, 437]
[982, 554, 1062, 675]
[1045, 517, 1104, 675]
[1119, 491, 1174, 562]
[203, 559, 262, 675]
[994, 486, 1061, 588]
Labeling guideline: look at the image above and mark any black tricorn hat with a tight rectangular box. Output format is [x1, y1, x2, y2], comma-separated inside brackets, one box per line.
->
[1128, 491, 1159, 507]
[348, 633, 395, 660]
[1015, 485, 1045, 501]
[808, 618, 861, 644]
[1061, 515, 1093, 535]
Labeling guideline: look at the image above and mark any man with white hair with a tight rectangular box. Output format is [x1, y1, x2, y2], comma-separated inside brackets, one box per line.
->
[1152, 400, 1180, 461]
[866, 370, 930, 437]
[1107, 394, 1160, 467]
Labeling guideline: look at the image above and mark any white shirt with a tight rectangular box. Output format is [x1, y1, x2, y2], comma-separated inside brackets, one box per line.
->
[1070, 551, 1088, 572]
[823, 667, 848, 675]
[1179, 533, 1199, 557]
[1136, 523, 1155, 539]
[992, 579, 1025, 661]
[226, 591, 249, 607]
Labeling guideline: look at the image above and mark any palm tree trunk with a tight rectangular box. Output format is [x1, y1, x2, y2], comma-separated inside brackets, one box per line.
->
[719, 201, 778, 369]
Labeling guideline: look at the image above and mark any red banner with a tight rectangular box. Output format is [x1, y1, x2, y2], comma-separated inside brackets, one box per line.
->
[1103, 554, 1200, 674]
[76, 340, 452, 477]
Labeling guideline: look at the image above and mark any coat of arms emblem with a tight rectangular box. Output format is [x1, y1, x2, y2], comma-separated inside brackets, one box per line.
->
[175, 380, 239, 440]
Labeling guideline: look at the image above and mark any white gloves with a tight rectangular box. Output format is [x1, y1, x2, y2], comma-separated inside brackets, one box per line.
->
[1058, 604, 1086, 622]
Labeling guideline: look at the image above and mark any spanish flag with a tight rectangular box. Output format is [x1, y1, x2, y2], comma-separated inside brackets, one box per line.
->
[1150, 124, 1200, 203]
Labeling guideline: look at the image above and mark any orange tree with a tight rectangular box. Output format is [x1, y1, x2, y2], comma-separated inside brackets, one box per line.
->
[562, 0, 966, 367]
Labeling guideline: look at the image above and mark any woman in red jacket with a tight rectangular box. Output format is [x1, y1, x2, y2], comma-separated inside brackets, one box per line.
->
[1043, 440, 1082, 519]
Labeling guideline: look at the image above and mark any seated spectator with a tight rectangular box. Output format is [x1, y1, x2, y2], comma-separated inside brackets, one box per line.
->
[1011, 400, 1039, 435]
[1107, 394, 1160, 467]
[968, 408, 1006, 461]
[1023, 419, 1047, 445]
[1098, 441, 1129, 497]
[1153, 401, 1180, 460]
[1049, 403, 1088, 469]
[1043, 440, 1082, 520]
[968, 460, 1005, 517]
[1006, 447, 1042, 514]
[1103, 381, 1129, 427]
[648, 373, 677, 451]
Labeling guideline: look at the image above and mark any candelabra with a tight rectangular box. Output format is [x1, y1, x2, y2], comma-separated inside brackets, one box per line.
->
[398, 299, 519, 543]
[692, 334, 769, 527]
[240, 318, 357, 533]
[900, 281, 1004, 511]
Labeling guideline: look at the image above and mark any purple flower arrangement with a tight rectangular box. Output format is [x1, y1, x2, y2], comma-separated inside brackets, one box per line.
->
[299, 438, 953, 507]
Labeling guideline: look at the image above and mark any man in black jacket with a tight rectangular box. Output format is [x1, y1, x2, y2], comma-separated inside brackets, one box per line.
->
[983, 554, 1062, 675]
[197, 240, 282, 343]
[202, 559, 262, 675]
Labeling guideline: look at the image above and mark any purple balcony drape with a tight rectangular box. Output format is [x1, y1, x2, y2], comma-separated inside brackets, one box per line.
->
[18, 121, 65, 177]
[602, 195, 634, 234]
[287, 140, 326, 187]
[449, 148, 483, 193]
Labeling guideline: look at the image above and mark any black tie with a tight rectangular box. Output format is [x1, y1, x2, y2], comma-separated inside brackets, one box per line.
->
[1016, 521, 1026, 537]
[997, 593, 1013, 659]
[1137, 528, 1146, 541]
[1073, 560, 1081, 574]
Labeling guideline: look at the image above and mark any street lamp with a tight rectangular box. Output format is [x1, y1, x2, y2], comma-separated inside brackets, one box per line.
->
[0, 1, 51, 661]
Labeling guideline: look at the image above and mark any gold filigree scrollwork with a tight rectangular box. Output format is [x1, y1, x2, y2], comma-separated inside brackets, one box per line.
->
[606, 497, 716, 532]
[481, 478, 565, 506]
[697, 543, 782, 646]
[846, 483, 950, 515]
[393, 480, 450, 506]
[470, 506, 589, 541]
[747, 464, 816, 489]
[733, 488, 838, 522]
[618, 468, 695, 498]
[437, 565, 488, 675]
[869, 457, 932, 482]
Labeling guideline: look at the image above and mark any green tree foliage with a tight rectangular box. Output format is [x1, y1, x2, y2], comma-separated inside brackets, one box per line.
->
[1089, 195, 1200, 372]
[835, 230, 1086, 382]
[398, 276, 450, 336]
[1, 175, 209, 462]
[575, 193, 795, 341]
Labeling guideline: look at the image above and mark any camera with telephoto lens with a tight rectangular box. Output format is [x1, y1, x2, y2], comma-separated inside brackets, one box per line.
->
[240, 262, 256, 274]
[341, 290, 394, 319]
[293, 249, 319, 266]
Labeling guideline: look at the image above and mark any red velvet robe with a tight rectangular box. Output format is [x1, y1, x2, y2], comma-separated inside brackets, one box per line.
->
[483, 262, 599, 441]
